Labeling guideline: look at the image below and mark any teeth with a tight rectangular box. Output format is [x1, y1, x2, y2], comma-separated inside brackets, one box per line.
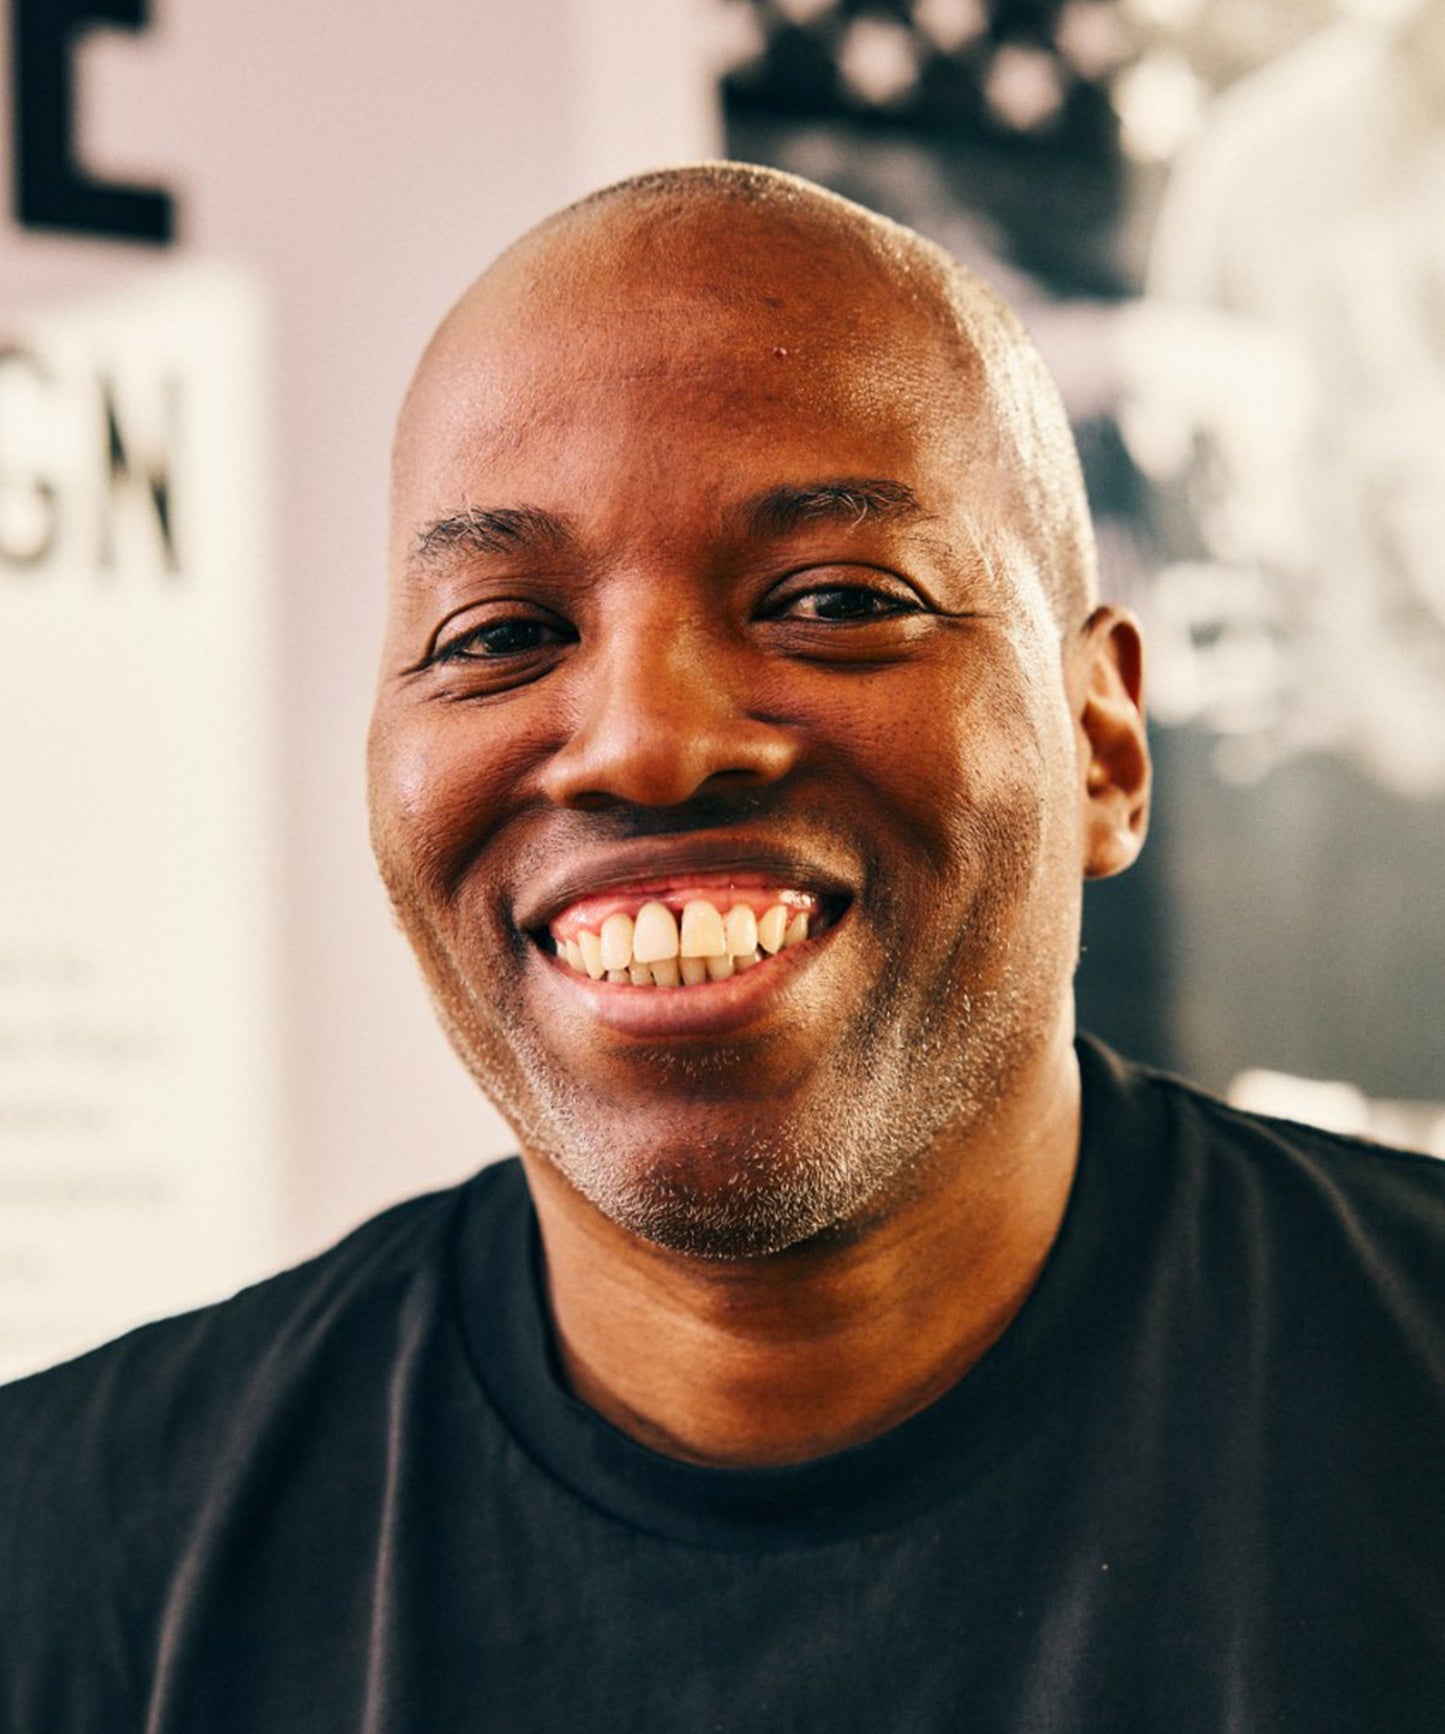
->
[756, 905, 789, 954]
[632, 901, 680, 963]
[724, 905, 757, 956]
[577, 929, 606, 980]
[554, 897, 819, 987]
[600, 911, 635, 971]
[680, 900, 727, 958]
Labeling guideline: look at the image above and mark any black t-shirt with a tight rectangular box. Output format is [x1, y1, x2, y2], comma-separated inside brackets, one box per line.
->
[4, 1037, 1444, 1731]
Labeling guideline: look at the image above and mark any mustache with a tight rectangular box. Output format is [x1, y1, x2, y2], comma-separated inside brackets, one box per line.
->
[555, 784, 790, 842]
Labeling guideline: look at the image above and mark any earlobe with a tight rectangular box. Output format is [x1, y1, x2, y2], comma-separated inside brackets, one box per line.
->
[1075, 606, 1150, 881]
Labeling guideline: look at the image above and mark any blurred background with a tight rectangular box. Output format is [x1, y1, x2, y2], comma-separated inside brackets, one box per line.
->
[2, 0, 1441, 1379]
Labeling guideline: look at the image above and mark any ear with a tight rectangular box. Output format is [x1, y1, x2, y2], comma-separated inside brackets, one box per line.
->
[1073, 606, 1150, 880]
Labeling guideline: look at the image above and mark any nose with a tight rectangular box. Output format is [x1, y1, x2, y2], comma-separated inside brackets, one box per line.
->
[539, 608, 799, 810]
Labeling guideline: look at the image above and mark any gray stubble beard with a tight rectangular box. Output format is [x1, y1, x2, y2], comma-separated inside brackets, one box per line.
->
[494, 909, 1056, 1262]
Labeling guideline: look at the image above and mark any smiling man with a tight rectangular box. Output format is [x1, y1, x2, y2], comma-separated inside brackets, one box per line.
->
[4, 166, 1444, 1732]
[366, 165, 1148, 1469]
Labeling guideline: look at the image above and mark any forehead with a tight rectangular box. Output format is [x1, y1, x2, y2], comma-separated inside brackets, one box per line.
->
[391, 211, 985, 543]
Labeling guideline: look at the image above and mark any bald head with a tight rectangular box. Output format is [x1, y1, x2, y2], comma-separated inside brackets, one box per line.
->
[397, 163, 1097, 630]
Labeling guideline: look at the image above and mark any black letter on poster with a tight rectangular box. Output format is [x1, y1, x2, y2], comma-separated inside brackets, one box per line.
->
[97, 373, 181, 574]
[0, 346, 60, 569]
[10, 0, 176, 243]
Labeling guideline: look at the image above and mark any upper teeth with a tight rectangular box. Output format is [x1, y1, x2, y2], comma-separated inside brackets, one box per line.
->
[555, 897, 812, 985]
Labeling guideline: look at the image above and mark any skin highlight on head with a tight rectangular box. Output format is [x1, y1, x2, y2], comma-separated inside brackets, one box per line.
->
[368, 163, 1148, 1463]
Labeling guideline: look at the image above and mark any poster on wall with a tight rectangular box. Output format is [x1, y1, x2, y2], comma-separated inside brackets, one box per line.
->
[0, 265, 281, 1380]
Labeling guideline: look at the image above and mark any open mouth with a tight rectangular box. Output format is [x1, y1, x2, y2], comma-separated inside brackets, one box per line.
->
[535, 883, 848, 990]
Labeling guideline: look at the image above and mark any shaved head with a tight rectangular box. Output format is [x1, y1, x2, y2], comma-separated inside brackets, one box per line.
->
[396, 161, 1097, 631]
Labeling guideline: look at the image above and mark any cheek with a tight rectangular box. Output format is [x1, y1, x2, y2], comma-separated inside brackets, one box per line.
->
[840, 646, 1074, 952]
[367, 706, 518, 902]
[836, 664, 1042, 858]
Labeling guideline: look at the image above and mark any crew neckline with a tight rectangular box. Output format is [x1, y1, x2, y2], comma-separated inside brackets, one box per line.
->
[452, 1036, 1162, 1550]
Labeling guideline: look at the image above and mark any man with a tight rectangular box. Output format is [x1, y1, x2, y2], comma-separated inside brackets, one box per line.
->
[3, 165, 1442, 1731]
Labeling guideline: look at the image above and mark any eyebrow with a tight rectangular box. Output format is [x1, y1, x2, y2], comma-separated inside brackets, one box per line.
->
[733, 478, 928, 540]
[408, 505, 574, 577]
[405, 477, 928, 585]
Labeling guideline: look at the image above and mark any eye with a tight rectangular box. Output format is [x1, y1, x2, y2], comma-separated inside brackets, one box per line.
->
[753, 569, 942, 664]
[777, 584, 921, 622]
[761, 573, 927, 625]
[431, 610, 573, 663]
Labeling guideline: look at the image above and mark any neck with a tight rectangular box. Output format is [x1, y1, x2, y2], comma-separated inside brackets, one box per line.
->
[522, 1028, 1082, 1468]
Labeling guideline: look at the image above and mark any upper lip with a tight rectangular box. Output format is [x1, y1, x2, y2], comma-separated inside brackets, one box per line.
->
[514, 832, 859, 932]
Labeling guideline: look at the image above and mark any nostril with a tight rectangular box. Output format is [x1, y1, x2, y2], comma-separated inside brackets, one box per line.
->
[543, 715, 799, 812]
[567, 790, 625, 814]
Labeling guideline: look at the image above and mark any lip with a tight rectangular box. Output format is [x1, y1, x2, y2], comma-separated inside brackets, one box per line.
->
[533, 908, 845, 1039]
[514, 833, 857, 934]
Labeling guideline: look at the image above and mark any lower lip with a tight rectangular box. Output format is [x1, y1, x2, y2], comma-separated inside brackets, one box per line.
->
[534, 924, 838, 1039]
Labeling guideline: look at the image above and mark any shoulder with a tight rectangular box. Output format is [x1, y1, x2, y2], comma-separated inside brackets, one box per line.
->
[1082, 1039, 1445, 1606]
[0, 1161, 531, 1451]
[1084, 1030, 1443, 1174]
[1081, 1035, 1445, 1333]
[1, 1171, 479, 1427]
[1127, 1044, 1443, 1209]
[0, 1162, 524, 1707]
[1086, 1032, 1445, 1202]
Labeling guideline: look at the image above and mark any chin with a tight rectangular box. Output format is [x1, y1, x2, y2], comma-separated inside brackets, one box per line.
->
[552, 1147, 856, 1260]
[531, 1086, 935, 1261]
